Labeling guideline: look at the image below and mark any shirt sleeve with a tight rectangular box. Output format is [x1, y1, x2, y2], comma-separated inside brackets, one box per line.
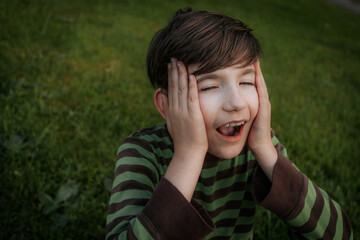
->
[106, 137, 214, 240]
[252, 137, 353, 239]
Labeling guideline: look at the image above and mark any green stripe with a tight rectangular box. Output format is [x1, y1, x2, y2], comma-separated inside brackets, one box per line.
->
[152, 147, 173, 159]
[231, 232, 253, 240]
[198, 190, 245, 211]
[205, 224, 254, 239]
[235, 215, 255, 225]
[246, 149, 256, 161]
[212, 209, 239, 222]
[117, 143, 156, 160]
[287, 180, 316, 226]
[333, 201, 343, 239]
[131, 218, 154, 239]
[112, 171, 155, 190]
[139, 133, 172, 145]
[115, 156, 158, 170]
[110, 189, 152, 204]
[118, 143, 172, 167]
[212, 208, 255, 224]
[106, 222, 127, 239]
[107, 204, 145, 223]
[195, 172, 251, 196]
[302, 188, 331, 239]
[200, 155, 248, 178]
[271, 135, 280, 146]
[200, 191, 255, 212]
[272, 134, 289, 157]
[205, 226, 232, 239]
[240, 199, 256, 209]
[152, 123, 166, 131]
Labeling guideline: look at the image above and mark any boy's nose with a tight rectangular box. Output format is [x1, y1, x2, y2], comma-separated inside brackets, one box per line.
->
[222, 88, 246, 112]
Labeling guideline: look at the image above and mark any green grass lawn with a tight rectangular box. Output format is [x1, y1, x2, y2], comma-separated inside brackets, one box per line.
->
[1, 0, 359, 239]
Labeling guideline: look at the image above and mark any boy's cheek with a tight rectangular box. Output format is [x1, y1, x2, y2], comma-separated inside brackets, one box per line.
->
[244, 91, 259, 118]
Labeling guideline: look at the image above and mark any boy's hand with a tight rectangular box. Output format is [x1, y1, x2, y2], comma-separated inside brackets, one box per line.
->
[163, 58, 208, 155]
[248, 61, 277, 181]
[162, 58, 208, 201]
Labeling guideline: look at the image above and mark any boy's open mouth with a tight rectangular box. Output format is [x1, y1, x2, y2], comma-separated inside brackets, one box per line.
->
[216, 121, 245, 136]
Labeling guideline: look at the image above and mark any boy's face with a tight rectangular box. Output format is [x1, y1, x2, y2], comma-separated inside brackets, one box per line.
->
[189, 63, 259, 159]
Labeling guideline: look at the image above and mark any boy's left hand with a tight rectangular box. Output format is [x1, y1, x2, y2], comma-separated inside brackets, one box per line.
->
[247, 61, 277, 181]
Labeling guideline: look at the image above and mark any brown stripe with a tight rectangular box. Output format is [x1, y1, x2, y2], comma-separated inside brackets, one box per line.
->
[203, 145, 249, 169]
[286, 177, 309, 221]
[215, 218, 253, 233]
[138, 212, 167, 239]
[209, 236, 231, 240]
[274, 142, 285, 153]
[243, 190, 254, 201]
[107, 221, 138, 240]
[117, 140, 170, 169]
[295, 184, 324, 233]
[114, 164, 157, 183]
[270, 129, 275, 138]
[133, 136, 174, 153]
[132, 125, 169, 139]
[208, 200, 242, 218]
[108, 198, 148, 214]
[341, 208, 352, 240]
[322, 198, 338, 239]
[239, 207, 256, 217]
[207, 199, 256, 219]
[215, 217, 237, 228]
[107, 233, 118, 240]
[199, 160, 256, 187]
[106, 215, 134, 235]
[130, 126, 175, 152]
[118, 137, 154, 157]
[126, 225, 137, 240]
[234, 223, 254, 233]
[193, 181, 247, 203]
[111, 180, 154, 195]
[288, 231, 308, 240]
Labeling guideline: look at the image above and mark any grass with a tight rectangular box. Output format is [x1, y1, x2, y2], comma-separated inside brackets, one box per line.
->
[1, 0, 359, 239]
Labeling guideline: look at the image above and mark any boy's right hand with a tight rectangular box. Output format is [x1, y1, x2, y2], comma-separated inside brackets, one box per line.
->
[163, 58, 208, 156]
[162, 58, 208, 201]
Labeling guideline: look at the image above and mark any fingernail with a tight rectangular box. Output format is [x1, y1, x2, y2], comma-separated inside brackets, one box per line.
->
[167, 63, 171, 70]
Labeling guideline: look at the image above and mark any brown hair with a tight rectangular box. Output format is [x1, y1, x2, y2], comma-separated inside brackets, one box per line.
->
[147, 8, 262, 89]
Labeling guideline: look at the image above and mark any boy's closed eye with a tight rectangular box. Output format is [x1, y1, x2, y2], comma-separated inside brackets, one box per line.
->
[193, 64, 256, 92]
[201, 86, 218, 92]
[240, 79, 255, 86]
[199, 79, 254, 92]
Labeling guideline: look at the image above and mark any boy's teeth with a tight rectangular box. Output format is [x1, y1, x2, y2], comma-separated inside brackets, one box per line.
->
[225, 121, 245, 127]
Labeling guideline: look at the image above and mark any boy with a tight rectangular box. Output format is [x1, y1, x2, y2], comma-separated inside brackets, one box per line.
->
[106, 9, 352, 240]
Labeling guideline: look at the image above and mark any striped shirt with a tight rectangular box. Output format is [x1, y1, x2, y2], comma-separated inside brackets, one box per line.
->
[106, 124, 353, 240]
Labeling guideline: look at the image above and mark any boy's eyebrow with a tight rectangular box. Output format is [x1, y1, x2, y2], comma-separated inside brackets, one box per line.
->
[241, 68, 256, 76]
[196, 73, 218, 82]
[196, 68, 256, 82]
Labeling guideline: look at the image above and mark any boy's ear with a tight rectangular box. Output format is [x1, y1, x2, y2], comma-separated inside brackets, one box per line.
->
[154, 88, 168, 119]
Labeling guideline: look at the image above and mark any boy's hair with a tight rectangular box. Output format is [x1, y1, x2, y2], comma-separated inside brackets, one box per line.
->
[146, 8, 262, 90]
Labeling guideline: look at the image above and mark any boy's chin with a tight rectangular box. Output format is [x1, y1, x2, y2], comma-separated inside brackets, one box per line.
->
[208, 148, 243, 160]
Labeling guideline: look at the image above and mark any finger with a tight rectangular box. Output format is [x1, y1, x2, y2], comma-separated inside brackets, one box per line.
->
[177, 61, 188, 109]
[255, 61, 269, 101]
[188, 75, 200, 113]
[161, 92, 169, 117]
[167, 62, 174, 107]
[169, 58, 179, 107]
[254, 61, 272, 127]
